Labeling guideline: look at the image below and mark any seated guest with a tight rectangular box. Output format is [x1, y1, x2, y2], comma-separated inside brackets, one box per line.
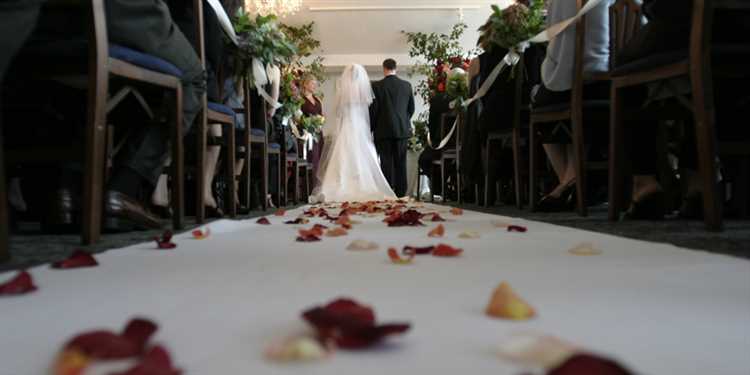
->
[532, 0, 613, 212]
[418, 90, 452, 197]
[1, 0, 206, 230]
[618, 0, 750, 219]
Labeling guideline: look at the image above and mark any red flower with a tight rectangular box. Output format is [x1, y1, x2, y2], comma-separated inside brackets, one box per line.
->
[256, 217, 271, 225]
[65, 319, 158, 360]
[302, 298, 411, 349]
[432, 244, 463, 257]
[507, 225, 528, 233]
[0, 271, 37, 295]
[51, 250, 99, 269]
[154, 231, 177, 249]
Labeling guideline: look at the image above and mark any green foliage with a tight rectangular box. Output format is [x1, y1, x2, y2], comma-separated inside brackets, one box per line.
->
[300, 114, 326, 140]
[485, 1, 546, 51]
[281, 22, 320, 58]
[409, 112, 430, 152]
[445, 71, 469, 104]
[403, 22, 475, 104]
[230, 12, 297, 82]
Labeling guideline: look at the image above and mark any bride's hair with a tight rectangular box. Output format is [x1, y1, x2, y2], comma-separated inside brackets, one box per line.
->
[335, 64, 374, 109]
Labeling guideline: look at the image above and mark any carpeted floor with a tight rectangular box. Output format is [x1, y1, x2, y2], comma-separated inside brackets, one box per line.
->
[2, 203, 748, 273]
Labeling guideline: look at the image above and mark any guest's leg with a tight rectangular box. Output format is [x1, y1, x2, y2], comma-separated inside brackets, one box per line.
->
[395, 139, 408, 197]
[203, 124, 221, 210]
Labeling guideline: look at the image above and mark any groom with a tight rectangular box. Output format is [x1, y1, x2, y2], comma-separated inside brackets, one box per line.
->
[370, 59, 415, 197]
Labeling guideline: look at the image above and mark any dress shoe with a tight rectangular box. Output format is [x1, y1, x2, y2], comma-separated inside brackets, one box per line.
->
[104, 190, 163, 232]
[535, 183, 576, 213]
[624, 191, 665, 220]
[42, 188, 79, 233]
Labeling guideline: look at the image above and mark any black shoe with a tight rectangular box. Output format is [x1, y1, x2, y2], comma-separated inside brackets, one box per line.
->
[41, 188, 79, 233]
[535, 183, 576, 213]
[104, 190, 163, 232]
[624, 191, 665, 220]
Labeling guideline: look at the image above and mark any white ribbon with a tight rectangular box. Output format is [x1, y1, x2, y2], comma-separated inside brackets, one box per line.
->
[426, 0, 606, 151]
[251, 58, 282, 111]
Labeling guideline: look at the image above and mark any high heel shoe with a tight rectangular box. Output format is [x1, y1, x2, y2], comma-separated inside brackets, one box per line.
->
[624, 191, 665, 220]
[535, 181, 576, 213]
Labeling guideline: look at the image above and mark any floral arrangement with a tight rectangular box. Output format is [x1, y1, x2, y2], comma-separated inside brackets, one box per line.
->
[408, 112, 429, 152]
[277, 68, 304, 123]
[404, 22, 476, 103]
[445, 68, 469, 105]
[282, 22, 327, 85]
[485, 0, 546, 51]
[230, 12, 297, 83]
[300, 114, 325, 140]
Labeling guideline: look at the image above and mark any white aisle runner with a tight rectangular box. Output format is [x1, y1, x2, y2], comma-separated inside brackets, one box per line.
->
[1, 204, 749, 374]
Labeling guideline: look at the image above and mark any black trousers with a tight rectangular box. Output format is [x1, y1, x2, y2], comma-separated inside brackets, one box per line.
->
[376, 138, 408, 197]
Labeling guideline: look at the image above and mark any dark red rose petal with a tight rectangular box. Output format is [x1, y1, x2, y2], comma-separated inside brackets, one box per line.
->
[334, 323, 411, 349]
[51, 250, 99, 269]
[114, 345, 181, 375]
[403, 245, 435, 255]
[296, 234, 321, 242]
[256, 217, 271, 225]
[66, 318, 157, 360]
[154, 231, 176, 249]
[302, 298, 376, 332]
[430, 213, 446, 222]
[284, 218, 307, 225]
[549, 353, 633, 375]
[0, 271, 38, 295]
[507, 225, 528, 233]
[432, 244, 463, 257]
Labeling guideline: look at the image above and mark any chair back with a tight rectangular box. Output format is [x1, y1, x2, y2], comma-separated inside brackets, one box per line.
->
[609, 0, 643, 71]
[570, 0, 587, 113]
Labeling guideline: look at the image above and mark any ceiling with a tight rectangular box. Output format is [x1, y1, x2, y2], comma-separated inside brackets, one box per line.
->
[281, 0, 512, 67]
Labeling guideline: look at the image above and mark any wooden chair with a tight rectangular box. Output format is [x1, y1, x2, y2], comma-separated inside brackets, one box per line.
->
[192, 0, 236, 222]
[608, 0, 750, 230]
[484, 57, 528, 209]
[5, 0, 186, 248]
[0, 129, 8, 262]
[528, 0, 610, 216]
[431, 111, 462, 203]
[288, 134, 310, 204]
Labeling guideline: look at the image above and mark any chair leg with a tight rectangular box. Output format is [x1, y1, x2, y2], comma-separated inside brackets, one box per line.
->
[484, 140, 491, 207]
[82, 77, 108, 246]
[609, 85, 624, 222]
[512, 128, 523, 209]
[171, 88, 185, 230]
[262, 145, 269, 211]
[441, 160, 447, 203]
[225, 123, 237, 218]
[736, 157, 749, 219]
[692, 75, 722, 231]
[243, 138, 251, 212]
[529, 121, 537, 211]
[0, 132, 9, 263]
[195, 102, 207, 224]
[571, 113, 588, 217]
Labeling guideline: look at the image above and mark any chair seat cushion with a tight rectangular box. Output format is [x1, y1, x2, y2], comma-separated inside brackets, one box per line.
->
[208, 102, 235, 116]
[269, 143, 281, 150]
[250, 128, 266, 137]
[532, 100, 610, 114]
[109, 44, 183, 77]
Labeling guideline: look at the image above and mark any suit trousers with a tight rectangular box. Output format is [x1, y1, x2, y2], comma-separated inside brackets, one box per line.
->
[375, 138, 408, 197]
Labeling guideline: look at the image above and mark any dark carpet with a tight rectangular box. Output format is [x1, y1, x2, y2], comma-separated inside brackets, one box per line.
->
[2, 203, 748, 273]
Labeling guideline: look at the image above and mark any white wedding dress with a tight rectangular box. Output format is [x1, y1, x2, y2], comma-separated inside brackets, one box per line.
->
[310, 64, 397, 203]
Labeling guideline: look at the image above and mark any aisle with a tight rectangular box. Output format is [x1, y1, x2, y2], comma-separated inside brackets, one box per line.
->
[2, 203, 749, 374]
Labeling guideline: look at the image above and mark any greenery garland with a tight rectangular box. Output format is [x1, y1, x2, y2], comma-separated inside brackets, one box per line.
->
[485, 1, 546, 51]
[230, 12, 297, 84]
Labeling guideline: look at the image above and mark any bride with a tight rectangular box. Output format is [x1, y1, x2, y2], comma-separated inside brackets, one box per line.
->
[310, 64, 397, 203]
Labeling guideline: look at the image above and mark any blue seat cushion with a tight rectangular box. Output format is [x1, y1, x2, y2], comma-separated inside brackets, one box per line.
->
[208, 102, 235, 116]
[250, 128, 266, 137]
[109, 44, 183, 78]
[269, 143, 281, 150]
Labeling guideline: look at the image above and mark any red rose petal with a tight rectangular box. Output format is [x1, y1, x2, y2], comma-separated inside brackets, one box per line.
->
[334, 323, 412, 349]
[0, 271, 38, 295]
[191, 227, 210, 240]
[403, 245, 435, 255]
[154, 231, 177, 249]
[275, 209, 286, 216]
[430, 213, 446, 222]
[256, 217, 271, 225]
[432, 244, 463, 257]
[114, 345, 181, 375]
[51, 250, 99, 269]
[549, 353, 633, 375]
[296, 234, 321, 242]
[507, 225, 528, 233]
[66, 319, 157, 360]
[388, 248, 414, 264]
[428, 224, 445, 238]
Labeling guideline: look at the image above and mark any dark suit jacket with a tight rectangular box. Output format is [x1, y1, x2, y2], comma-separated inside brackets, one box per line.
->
[370, 75, 415, 140]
